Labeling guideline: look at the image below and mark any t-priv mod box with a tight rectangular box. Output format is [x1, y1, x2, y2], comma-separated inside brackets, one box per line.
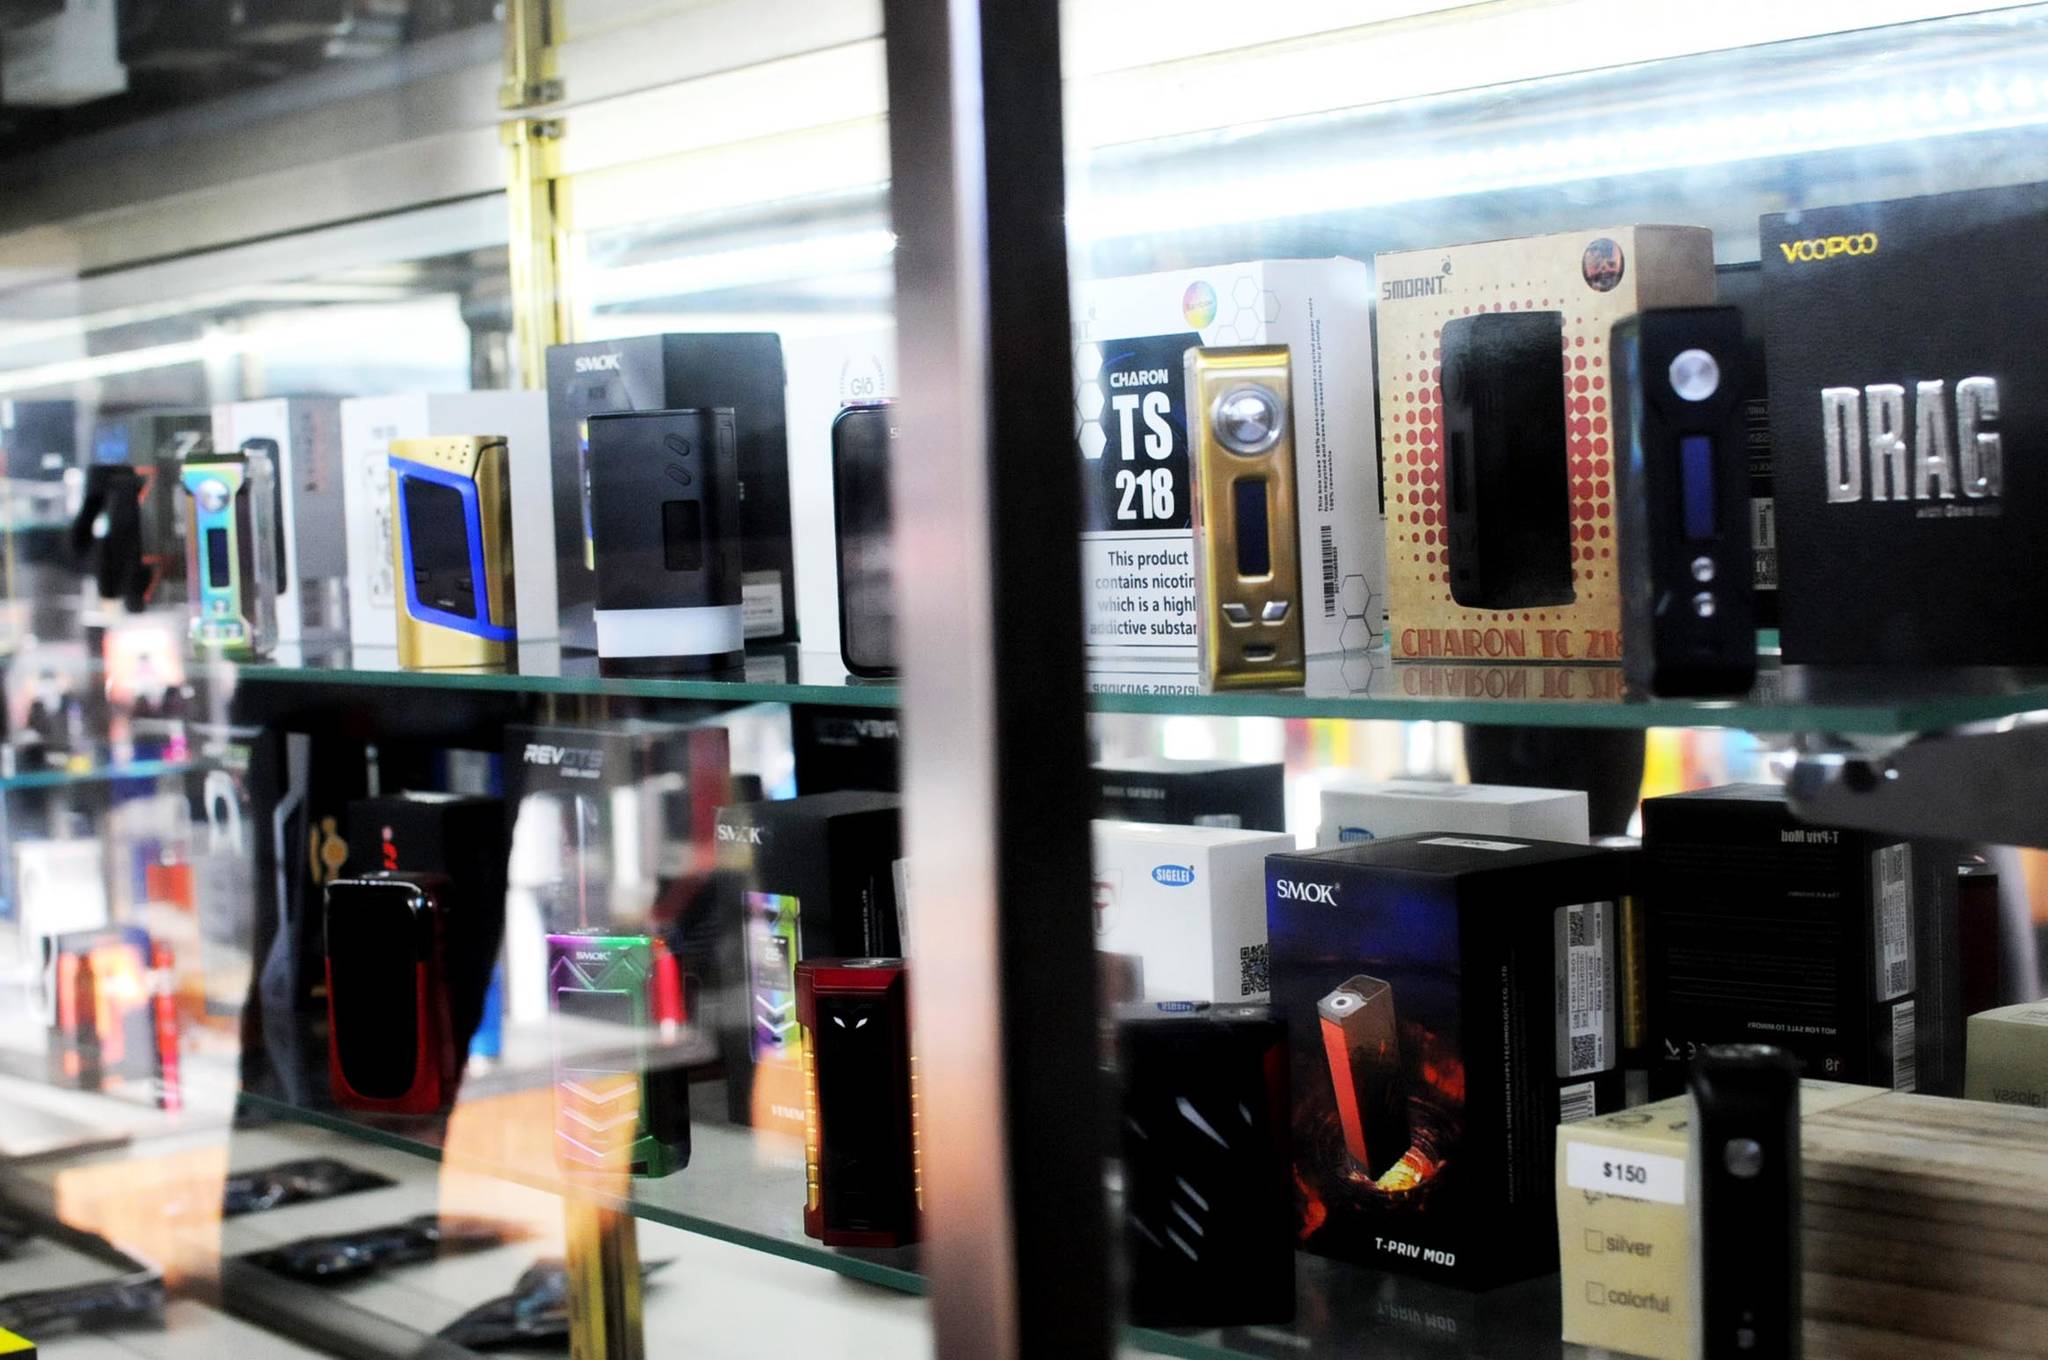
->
[586, 408, 744, 675]
[1092, 757, 1285, 831]
[1074, 260, 1382, 671]
[1267, 834, 1628, 1286]
[211, 398, 348, 647]
[1375, 227, 1715, 663]
[545, 334, 796, 648]
[388, 436, 517, 670]
[179, 444, 278, 658]
[1761, 183, 2048, 664]
[546, 931, 693, 1178]
[798, 957, 918, 1247]
[323, 872, 461, 1114]
[339, 392, 554, 651]
[1090, 820, 1294, 1003]
[831, 402, 897, 678]
[1315, 778, 1588, 848]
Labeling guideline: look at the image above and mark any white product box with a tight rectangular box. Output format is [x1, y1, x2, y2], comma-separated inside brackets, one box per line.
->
[211, 398, 348, 646]
[1073, 259, 1383, 671]
[1316, 778, 1589, 848]
[1091, 820, 1295, 1003]
[339, 392, 556, 649]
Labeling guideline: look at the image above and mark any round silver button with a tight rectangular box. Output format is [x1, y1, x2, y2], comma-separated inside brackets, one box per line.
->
[196, 478, 230, 513]
[1691, 556, 1715, 583]
[1213, 385, 1284, 456]
[1669, 348, 1721, 402]
[1724, 1138, 1764, 1178]
[1692, 591, 1717, 619]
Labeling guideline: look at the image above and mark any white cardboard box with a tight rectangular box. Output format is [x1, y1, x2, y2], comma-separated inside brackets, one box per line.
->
[1073, 259, 1383, 671]
[1965, 1001, 2048, 1109]
[1091, 820, 1295, 1002]
[1316, 778, 1589, 848]
[339, 392, 555, 649]
[211, 398, 348, 646]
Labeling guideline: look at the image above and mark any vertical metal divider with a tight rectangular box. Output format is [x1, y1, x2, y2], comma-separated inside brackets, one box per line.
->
[882, 2, 1112, 1358]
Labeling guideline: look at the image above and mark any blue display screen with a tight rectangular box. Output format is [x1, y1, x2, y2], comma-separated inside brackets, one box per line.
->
[1680, 434, 1716, 540]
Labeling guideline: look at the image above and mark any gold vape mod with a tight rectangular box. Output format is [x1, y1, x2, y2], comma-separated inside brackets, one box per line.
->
[388, 435, 517, 670]
[1185, 345, 1305, 689]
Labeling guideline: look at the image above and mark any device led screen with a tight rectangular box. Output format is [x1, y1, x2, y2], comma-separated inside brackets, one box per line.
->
[1681, 434, 1717, 539]
[205, 527, 231, 588]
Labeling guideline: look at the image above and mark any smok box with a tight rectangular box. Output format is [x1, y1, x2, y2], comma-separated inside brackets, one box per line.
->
[1073, 260, 1382, 670]
[1965, 1002, 2048, 1109]
[1556, 1081, 1882, 1359]
[545, 334, 796, 649]
[1374, 226, 1715, 663]
[1267, 834, 1629, 1286]
[712, 792, 902, 1132]
[1761, 183, 2048, 665]
[1091, 821, 1293, 1003]
[338, 392, 555, 650]
[1316, 778, 1588, 848]
[1093, 757, 1285, 831]
[211, 398, 348, 645]
[1643, 785, 1935, 1094]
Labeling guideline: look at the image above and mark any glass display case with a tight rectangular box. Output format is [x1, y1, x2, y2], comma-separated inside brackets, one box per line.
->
[2, 3, 2047, 1358]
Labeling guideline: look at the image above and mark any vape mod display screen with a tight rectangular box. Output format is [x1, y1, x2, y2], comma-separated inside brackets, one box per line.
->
[834, 411, 895, 672]
[401, 477, 476, 619]
[1681, 434, 1718, 539]
[662, 500, 704, 572]
[816, 993, 912, 1230]
[205, 527, 231, 588]
[328, 887, 421, 1100]
[1233, 479, 1271, 577]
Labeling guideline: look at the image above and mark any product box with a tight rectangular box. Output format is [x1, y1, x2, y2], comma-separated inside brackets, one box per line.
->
[1316, 778, 1588, 848]
[105, 409, 213, 605]
[338, 392, 555, 650]
[2, 399, 73, 481]
[1093, 757, 1285, 831]
[1643, 785, 1937, 1094]
[1965, 1002, 2048, 1110]
[1073, 259, 1382, 670]
[1267, 834, 1629, 1286]
[211, 398, 348, 646]
[1761, 183, 2048, 665]
[545, 334, 796, 649]
[791, 704, 899, 793]
[1374, 226, 1715, 662]
[1091, 821, 1292, 1003]
[1556, 1081, 1882, 1359]
[712, 791, 902, 1133]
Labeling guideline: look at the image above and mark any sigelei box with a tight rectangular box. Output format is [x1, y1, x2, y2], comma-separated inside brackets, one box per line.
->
[1267, 834, 1628, 1287]
[1090, 820, 1294, 1003]
[1093, 757, 1285, 832]
[1374, 226, 1715, 664]
[1965, 1001, 2048, 1110]
[1073, 260, 1383, 671]
[1761, 183, 2048, 665]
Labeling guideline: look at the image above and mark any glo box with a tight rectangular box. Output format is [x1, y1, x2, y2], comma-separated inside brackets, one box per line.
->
[1267, 833, 1627, 1286]
[1091, 821, 1293, 1003]
[1316, 778, 1587, 848]
[1093, 757, 1285, 831]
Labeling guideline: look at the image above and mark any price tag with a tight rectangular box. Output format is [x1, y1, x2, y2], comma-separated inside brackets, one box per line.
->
[1565, 1142, 1686, 1205]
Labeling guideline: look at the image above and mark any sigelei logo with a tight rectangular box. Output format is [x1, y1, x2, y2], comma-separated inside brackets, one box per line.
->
[717, 822, 765, 845]
[574, 353, 623, 373]
[1275, 879, 1337, 904]
[1151, 863, 1195, 887]
[1779, 232, 1878, 264]
[1821, 378, 2002, 504]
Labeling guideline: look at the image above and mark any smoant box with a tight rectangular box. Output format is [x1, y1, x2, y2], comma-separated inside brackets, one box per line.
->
[1761, 183, 2048, 664]
[211, 398, 348, 645]
[1267, 834, 1628, 1286]
[1074, 260, 1382, 670]
[1316, 778, 1588, 848]
[1643, 785, 1944, 1094]
[1093, 757, 1285, 831]
[1091, 821, 1293, 1003]
[1374, 226, 1715, 663]
[338, 392, 555, 649]
[545, 334, 796, 649]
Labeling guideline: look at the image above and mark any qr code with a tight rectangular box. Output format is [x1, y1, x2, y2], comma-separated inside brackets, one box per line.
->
[1567, 907, 1589, 948]
[1570, 1034, 1599, 1072]
[1239, 943, 1269, 996]
[1888, 960, 1910, 995]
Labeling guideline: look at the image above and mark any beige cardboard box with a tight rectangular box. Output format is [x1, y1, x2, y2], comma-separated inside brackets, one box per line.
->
[1965, 1001, 2048, 1109]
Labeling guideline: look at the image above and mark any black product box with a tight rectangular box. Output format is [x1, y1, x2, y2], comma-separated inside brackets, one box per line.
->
[1643, 784, 1944, 1095]
[791, 704, 900, 793]
[545, 334, 795, 650]
[3, 400, 74, 482]
[1714, 261, 1778, 628]
[1093, 757, 1285, 831]
[1266, 834, 1627, 1288]
[712, 791, 901, 1132]
[1760, 184, 2048, 664]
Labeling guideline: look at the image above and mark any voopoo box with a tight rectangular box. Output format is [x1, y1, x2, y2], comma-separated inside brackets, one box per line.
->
[1091, 821, 1293, 1003]
[1374, 227, 1715, 663]
[1073, 260, 1382, 670]
[1315, 778, 1588, 848]
[1267, 834, 1628, 1286]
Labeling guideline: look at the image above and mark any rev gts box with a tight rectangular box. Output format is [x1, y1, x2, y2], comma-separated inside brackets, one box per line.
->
[1761, 184, 2048, 664]
[546, 334, 795, 649]
[1266, 834, 1627, 1287]
[1375, 227, 1715, 663]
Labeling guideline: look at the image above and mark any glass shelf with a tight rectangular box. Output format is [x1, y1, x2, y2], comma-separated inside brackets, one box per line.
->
[0, 755, 201, 792]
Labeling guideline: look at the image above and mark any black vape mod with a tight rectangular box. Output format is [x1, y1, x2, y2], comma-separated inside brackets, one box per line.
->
[388, 436, 516, 671]
[546, 932, 692, 1178]
[1117, 1002, 1293, 1327]
[1440, 311, 1574, 609]
[1613, 307, 1757, 696]
[831, 402, 897, 678]
[323, 872, 459, 1115]
[586, 408, 743, 676]
[179, 442, 279, 657]
[797, 957, 918, 1247]
[1318, 974, 1410, 1180]
[1689, 1044, 1800, 1360]
[1185, 345, 1305, 689]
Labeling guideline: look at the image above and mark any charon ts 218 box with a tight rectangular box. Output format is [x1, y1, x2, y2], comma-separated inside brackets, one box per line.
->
[1374, 227, 1715, 664]
[1073, 260, 1383, 672]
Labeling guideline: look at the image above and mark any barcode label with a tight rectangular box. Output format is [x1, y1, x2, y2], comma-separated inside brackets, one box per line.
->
[1239, 943, 1269, 999]
[1891, 999, 1917, 1092]
[1559, 1080, 1597, 1125]
[1556, 901, 1614, 1078]
[1751, 498, 1778, 590]
[1320, 524, 1337, 617]
[1873, 843, 1914, 1002]
[1568, 909, 1590, 948]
